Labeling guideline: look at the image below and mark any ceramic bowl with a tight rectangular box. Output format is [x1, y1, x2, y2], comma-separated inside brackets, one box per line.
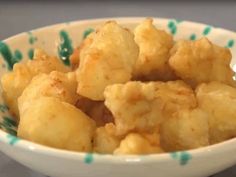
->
[0, 17, 236, 177]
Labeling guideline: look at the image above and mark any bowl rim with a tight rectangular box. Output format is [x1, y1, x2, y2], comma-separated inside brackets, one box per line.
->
[1, 129, 236, 164]
[1, 17, 236, 164]
[2, 17, 236, 43]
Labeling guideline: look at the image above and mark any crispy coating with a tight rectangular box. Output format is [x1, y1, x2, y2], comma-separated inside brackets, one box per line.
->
[18, 71, 78, 115]
[30, 49, 70, 74]
[18, 97, 95, 152]
[114, 133, 163, 155]
[169, 38, 235, 87]
[1, 64, 32, 119]
[69, 48, 80, 70]
[104, 81, 197, 135]
[70, 33, 95, 70]
[1, 49, 69, 119]
[93, 124, 121, 154]
[133, 18, 176, 81]
[196, 82, 236, 144]
[76, 21, 139, 100]
[160, 108, 209, 151]
[76, 96, 114, 127]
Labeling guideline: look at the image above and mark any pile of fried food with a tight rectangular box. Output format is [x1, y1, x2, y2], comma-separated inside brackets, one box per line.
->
[1, 18, 236, 155]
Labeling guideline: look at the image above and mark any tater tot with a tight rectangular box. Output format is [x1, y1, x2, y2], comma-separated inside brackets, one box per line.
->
[1, 49, 69, 119]
[133, 18, 176, 81]
[93, 124, 121, 154]
[160, 108, 209, 151]
[104, 80, 196, 135]
[114, 133, 163, 155]
[169, 38, 235, 87]
[76, 21, 139, 100]
[196, 82, 236, 144]
[18, 97, 95, 152]
[18, 71, 78, 115]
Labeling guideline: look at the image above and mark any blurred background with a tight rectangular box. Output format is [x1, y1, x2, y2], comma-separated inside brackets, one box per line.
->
[0, 0, 236, 39]
[1, 0, 236, 176]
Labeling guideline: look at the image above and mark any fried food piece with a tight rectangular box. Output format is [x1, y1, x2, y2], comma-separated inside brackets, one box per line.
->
[76, 21, 139, 100]
[30, 49, 70, 74]
[18, 71, 78, 115]
[1, 64, 32, 119]
[69, 48, 80, 70]
[160, 108, 209, 151]
[76, 97, 114, 127]
[133, 18, 176, 81]
[169, 38, 235, 87]
[70, 33, 95, 70]
[104, 81, 197, 135]
[93, 124, 121, 154]
[196, 82, 236, 144]
[18, 97, 95, 152]
[114, 133, 163, 155]
[1, 49, 69, 119]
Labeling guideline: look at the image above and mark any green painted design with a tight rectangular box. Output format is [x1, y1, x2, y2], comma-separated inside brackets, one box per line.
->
[3, 116, 17, 127]
[0, 41, 23, 70]
[58, 30, 73, 66]
[83, 28, 94, 39]
[180, 152, 192, 165]
[27, 32, 37, 45]
[14, 50, 23, 61]
[7, 134, 20, 145]
[28, 48, 34, 60]
[170, 26, 177, 35]
[0, 116, 17, 136]
[168, 21, 175, 29]
[84, 153, 94, 164]
[0, 104, 8, 113]
[168, 21, 177, 35]
[0, 41, 14, 70]
[203, 26, 212, 36]
[190, 34, 196, 41]
[226, 39, 234, 48]
[170, 151, 192, 166]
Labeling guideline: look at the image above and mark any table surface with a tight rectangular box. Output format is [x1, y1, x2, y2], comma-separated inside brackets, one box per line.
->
[1, 0, 236, 176]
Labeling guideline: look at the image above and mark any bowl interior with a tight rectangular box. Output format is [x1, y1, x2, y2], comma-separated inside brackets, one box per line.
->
[0, 17, 236, 147]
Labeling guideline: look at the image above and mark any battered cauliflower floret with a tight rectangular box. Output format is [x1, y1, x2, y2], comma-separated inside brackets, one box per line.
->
[169, 38, 235, 87]
[196, 82, 236, 144]
[18, 97, 95, 152]
[76, 96, 113, 127]
[160, 108, 209, 152]
[133, 18, 176, 81]
[76, 21, 139, 100]
[1, 49, 69, 119]
[93, 124, 121, 154]
[114, 133, 163, 155]
[104, 81, 197, 135]
[18, 71, 78, 115]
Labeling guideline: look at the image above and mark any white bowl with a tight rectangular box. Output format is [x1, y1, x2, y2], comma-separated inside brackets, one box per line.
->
[1, 17, 236, 177]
